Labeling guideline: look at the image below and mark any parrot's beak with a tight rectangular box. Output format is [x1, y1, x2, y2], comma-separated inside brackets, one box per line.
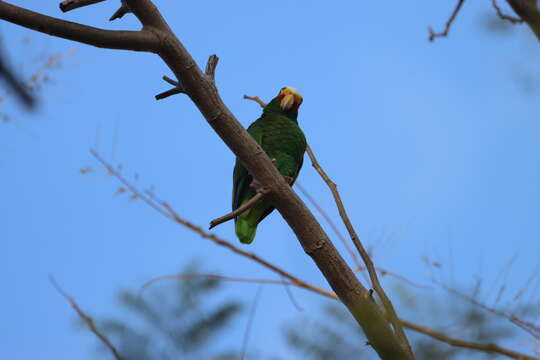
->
[280, 93, 296, 110]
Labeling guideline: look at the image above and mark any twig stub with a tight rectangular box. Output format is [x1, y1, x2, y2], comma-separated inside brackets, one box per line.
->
[205, 54, 219, 81]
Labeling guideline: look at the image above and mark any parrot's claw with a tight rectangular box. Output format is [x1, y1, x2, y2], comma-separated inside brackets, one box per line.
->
[271, 158, 276, 164]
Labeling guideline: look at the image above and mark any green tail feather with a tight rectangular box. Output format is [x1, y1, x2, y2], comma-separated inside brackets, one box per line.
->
[235, 217, 257, 244]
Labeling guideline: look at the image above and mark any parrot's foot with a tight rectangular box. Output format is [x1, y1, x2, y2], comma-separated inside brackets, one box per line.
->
[271, 158, 276, 164]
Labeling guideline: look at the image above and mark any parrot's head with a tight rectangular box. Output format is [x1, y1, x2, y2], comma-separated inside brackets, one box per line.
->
[277, 87, 303, 111]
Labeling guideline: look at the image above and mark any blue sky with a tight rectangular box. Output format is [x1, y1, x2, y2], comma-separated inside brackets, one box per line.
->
[2, 1, 540, 359]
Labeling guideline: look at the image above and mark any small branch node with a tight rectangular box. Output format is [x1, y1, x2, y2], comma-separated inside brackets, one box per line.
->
[205, 54, 219, 81]
[155, 75, 185, 100]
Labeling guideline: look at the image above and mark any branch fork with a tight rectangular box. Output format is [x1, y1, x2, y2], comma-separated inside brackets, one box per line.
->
[156, 55, 218, 100]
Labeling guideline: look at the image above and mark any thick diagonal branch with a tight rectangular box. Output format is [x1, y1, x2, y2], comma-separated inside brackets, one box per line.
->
[0, 2, 158, 52]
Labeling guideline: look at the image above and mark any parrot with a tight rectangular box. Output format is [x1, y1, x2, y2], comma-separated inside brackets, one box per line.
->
[232, 87, 306, 244]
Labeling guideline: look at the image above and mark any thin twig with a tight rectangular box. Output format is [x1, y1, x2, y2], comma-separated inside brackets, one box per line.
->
[492, 0, 524, 23]
[243, 95, 266, 108]
[49, 276, 122, 360]
[428, 0, 466, 42]
[141, 273, 294, 293]
[209, 190, 267, 229]
[155, 75, 185, 100]
[59, 0, 105, 12]
[91, 149, 540, 360]
[305, 144, 413, 357]
[403, 319, 539, 360]
[438, 282, 540, 340]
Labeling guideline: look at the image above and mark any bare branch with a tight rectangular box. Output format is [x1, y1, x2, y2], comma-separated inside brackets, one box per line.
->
[205, 54, 219, 81]
[155, 87, 184, 100]
[243, 94, 267, 108]
[141, 273, 294, 292]
[506, 0, 540, 40]
[439, 282, 540, 340]
[305, 144, 413, 356]
[403, 319, 540, 360]
[59, 0, 105, 13]
[49, 277, 122, 360]
[0, 2, 158, 52]
[155, 75, 185, 100]
[493, 0, 524, 23]
[209, 190, 268, 229]
[428, 0, 466, 42]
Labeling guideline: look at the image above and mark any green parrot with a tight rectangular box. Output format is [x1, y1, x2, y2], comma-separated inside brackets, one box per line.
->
[232, 87, 307, 244]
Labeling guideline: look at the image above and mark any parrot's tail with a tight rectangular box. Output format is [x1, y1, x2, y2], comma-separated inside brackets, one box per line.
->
[235, 217, 257, 244]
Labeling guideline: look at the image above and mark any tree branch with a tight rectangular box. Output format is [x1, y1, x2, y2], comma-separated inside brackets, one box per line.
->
[90, 150, 540, 360]
[402, 319, 539, 360]
[50, 276, 122, 360]
[428, 0, 466, 42]
[0, 2, 158, 52]
[155, 75, 185, 100]
[59, 0, 105, 13]
[506, 0, 540, 40]
[209, 189, 268, 229]
[141, 273, 295, 292]
[492, 0, 524, 24]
